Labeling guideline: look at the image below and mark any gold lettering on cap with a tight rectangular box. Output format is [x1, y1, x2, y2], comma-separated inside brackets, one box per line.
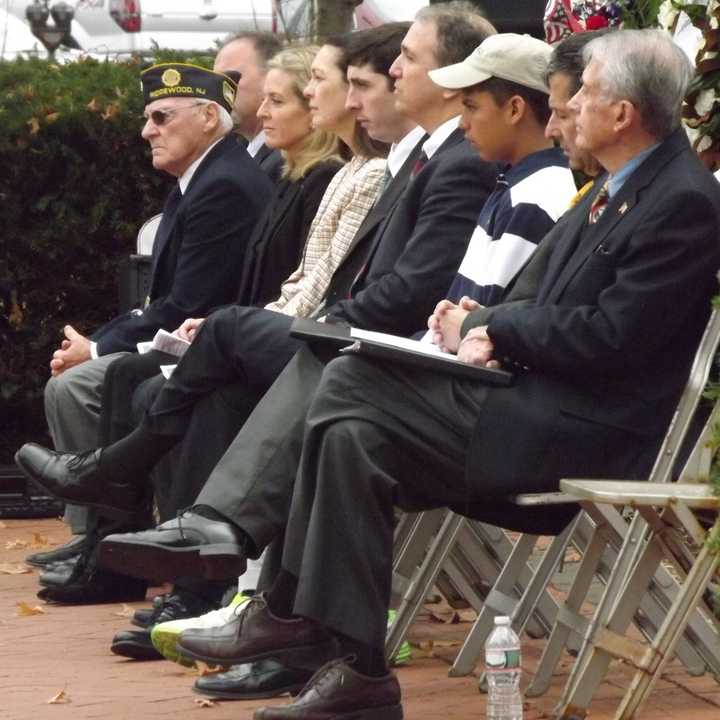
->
[222, 81, 235, 108]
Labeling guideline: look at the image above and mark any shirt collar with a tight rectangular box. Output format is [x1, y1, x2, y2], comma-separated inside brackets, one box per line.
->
[421, 116, 460, 160]
[178, 136, 224, 194]
[247, 130, 267, 158]
[386, 126, 425, 178]
[607, 141, 661, 198]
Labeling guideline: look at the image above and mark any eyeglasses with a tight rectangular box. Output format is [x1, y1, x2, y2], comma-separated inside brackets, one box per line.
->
[143, 101, 205, 127]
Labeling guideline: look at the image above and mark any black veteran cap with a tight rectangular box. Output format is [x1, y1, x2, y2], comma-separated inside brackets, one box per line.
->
[141, 62, 237, 114]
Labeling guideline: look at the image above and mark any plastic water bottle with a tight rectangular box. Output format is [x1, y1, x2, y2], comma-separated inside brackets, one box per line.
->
[485, 615, 523, 720]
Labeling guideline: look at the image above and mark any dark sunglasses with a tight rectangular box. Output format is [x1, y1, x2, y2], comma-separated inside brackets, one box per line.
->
[143, 101, 204, 127]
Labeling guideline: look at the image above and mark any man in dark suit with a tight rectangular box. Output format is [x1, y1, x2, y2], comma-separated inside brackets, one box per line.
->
[150, 29, 720, 719]
[34, 63, 271, 584]
[213, 31, 284, 184]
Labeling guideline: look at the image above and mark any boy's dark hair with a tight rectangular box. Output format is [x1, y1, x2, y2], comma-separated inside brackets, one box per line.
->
[222, 31, 283, 67]
[470, 77, 551, 126]
[342, 22, 411, 86]
[546, 28, 613, 95]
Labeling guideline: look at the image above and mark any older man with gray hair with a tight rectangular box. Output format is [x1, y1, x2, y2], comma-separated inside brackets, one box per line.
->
[28, 63, 272, 601]
[135, 29, 720, 719]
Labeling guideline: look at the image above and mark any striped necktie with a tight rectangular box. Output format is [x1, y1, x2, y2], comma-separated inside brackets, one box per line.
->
[588, 181, 610, 224]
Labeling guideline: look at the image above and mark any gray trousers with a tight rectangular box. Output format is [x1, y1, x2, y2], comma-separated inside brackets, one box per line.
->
[44, 352, 129, 533]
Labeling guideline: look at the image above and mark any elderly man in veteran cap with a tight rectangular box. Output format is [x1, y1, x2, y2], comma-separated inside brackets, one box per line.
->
[27, 63, 272, 599]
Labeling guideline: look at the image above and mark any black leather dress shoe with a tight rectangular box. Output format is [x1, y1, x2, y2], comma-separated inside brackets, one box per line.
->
[177, 594, 338, 667]
[194, 660, 312, 700]
[38, 556, 80, 586]
[36, 556, 148, 605]
[112, 589, 217, 660]
[254, 659, 403, 720]
[98, 511, 246, 582]
[25, 534, 87, 567]
[14, 443, 141, 517]
[111, 630, 163, 660]
[131, 606, 157, 629]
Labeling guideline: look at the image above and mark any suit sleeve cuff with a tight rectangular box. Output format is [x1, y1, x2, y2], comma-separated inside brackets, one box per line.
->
[89, 341, 99, 360]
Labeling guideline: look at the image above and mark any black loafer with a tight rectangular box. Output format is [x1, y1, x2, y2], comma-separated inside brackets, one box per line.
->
[194, 659, 312, 700]
[14, 443, 140, 517]
[36, 558, 148, 605]
[111, 630, 163, 660]
[98, 511, 246, 581]
[38, 556, 81, 587]
[25, 534, 87, 567]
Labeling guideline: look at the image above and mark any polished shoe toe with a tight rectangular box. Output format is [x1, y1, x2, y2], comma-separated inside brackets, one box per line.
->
[111, 630, 163, 660]
[38, 556, 80, 587]
[14, 443, 139, 517]
[194, 659, 311, 700]
[36, 561, 148, 605]
[98, 511, 246, 582]
[177, 594, 338, 667]
[253, 659, 403, 720]
[25, 534, 87, 567]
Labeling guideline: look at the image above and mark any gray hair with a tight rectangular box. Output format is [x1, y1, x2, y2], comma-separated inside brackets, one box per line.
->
[196, 99, 235, 134]
[583, 29, 694, 139]
[415, 0, 496, 68]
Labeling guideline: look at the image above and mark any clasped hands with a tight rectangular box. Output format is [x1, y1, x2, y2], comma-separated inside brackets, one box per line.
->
[427, 296, 500, 368]
[49, 317, 206, 376]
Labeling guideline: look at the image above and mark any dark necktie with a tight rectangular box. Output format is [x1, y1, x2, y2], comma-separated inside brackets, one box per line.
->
[588, 181, 610, 224]
[411, 150, 429, 179]
[378, 166, 393, 194]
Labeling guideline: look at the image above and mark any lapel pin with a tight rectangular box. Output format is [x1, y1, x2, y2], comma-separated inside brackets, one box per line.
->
[618, 202, 628, 215]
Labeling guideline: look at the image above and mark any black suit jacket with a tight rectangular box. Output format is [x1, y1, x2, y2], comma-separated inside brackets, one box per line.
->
[455, 129, 720, 533]
[236, 160, 342, 308]
[92, 134, 272, 355]
[326, 128, 498, 336]
[322, 139, 425, 308]
[254, 143, 284, 185]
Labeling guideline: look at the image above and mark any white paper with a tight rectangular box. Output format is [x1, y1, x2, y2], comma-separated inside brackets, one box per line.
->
[136, 341, 153, 355]
[349, 327, 463, 362]
[151, 328, 191, 357]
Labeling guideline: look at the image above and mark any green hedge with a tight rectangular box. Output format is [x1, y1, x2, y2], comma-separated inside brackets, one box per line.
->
[0, 56, 194, 463]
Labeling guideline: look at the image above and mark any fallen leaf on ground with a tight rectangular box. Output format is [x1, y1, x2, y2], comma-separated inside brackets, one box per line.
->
[31, 532, 52, 548]
[16, 601, 45, 616]
[0, 563, 32, 575]
[193, 698, 217, 708]
[47, 688, 71, 704]
[113, 603, 135, 618]
[194, 661, 217, 676]
[5, 539, 29, 550]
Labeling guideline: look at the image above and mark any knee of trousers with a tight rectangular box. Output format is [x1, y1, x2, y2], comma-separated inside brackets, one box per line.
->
[44, 365, 103, 422]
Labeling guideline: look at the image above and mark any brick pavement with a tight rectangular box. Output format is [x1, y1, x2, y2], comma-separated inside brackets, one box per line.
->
[2, 518, 719, 720]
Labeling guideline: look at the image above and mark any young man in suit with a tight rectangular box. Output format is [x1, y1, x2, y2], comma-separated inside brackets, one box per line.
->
[156, 29, 719, 719]
[29, 63, 272, 583]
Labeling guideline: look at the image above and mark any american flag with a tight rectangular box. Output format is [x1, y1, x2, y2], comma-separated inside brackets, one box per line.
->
[544, 0, 585, 44]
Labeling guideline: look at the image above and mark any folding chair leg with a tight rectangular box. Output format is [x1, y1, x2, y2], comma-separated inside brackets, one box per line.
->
[386, 512, 464, 660]
[616, 542, 720, 719]
[448, 532, 540, 676]
[556, 533, 667, 719]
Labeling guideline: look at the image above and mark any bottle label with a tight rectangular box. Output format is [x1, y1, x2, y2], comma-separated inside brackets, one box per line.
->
[485, 649, 521, 671]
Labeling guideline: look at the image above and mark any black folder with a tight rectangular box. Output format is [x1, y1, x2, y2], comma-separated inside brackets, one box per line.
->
[290, 318, 514, 386]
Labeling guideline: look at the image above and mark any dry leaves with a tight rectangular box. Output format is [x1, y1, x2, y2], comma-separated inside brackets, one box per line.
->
[0, 563, 32, 575]
[16, 601, 45, 617]
[194, 661, 218, 677]
[5, 539, 29, 550]
[31, 533, 52, 548]
[412, 639, 462, 658]
[428, 607, 476, 624]
[47, 688, 71, 704]
[113, 603, 135, 619]
[193, 698, 217, 708]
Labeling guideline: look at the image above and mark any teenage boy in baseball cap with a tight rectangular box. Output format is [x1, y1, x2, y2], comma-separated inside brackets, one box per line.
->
[427, 33, 578, 351]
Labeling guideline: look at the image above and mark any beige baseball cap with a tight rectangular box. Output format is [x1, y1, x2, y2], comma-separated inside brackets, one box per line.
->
[429, 33, 552, 94]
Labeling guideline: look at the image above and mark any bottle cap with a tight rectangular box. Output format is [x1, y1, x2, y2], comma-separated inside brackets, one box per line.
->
[494, 615, 511, 625]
